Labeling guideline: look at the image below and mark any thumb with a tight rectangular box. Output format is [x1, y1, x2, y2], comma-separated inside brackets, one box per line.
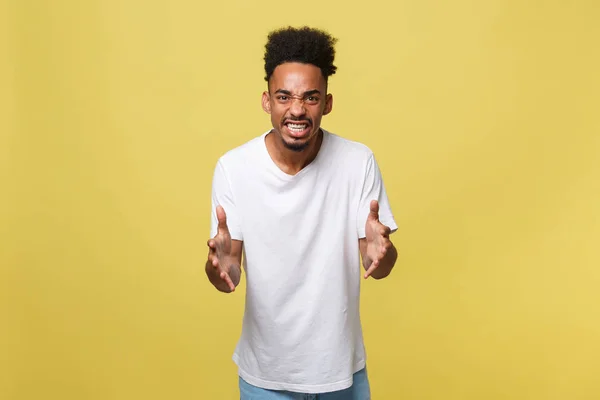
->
[216, 205, 229, 234]
[368, 200, 379, 221]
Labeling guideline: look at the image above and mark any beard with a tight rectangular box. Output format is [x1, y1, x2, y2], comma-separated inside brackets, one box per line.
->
[281, 136, 311, 152]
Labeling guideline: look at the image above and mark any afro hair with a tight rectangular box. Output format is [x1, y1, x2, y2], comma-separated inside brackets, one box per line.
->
[263, 26, 338, 83]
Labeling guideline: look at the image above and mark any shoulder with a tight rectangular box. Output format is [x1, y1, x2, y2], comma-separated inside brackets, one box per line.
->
[324, 129, 374, 157]
[322, 129, 376, 170]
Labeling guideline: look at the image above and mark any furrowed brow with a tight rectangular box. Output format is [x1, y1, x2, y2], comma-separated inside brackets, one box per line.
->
[303, 90, 321, 97]
[273, 89, 321, 96]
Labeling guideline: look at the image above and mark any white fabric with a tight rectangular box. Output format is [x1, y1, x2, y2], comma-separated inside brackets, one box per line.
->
[210, 128, 397, 394]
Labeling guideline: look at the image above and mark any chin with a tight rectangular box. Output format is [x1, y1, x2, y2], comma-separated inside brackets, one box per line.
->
[282, 136, 310, 152]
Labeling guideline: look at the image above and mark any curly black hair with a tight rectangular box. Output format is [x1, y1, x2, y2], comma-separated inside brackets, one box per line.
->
[263, 26, 338, 84]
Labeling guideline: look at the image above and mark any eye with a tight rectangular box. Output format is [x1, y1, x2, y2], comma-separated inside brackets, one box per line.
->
[277, 95, 289, 101]
[306, 96, 319, 104]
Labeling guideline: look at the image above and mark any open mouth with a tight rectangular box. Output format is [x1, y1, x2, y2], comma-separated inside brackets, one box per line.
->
[284, 122, 311, 138]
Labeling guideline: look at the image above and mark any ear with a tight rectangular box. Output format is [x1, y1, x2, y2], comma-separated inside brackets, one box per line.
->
[262, 91, 271, 114]
[323, 93, 333, 116]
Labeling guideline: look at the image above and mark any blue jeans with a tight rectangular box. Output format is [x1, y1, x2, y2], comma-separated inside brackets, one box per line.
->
[239, 368, 371, 400]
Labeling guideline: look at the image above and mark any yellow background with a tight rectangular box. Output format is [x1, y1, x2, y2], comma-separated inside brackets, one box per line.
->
[2, 0, 599, 399]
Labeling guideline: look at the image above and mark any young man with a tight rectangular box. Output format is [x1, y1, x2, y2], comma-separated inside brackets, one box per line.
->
[206, 26, 398, 399]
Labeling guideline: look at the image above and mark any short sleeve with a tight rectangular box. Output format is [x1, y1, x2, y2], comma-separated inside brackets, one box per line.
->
[210, 159, 243, 240]
[357, 153, 398, 238]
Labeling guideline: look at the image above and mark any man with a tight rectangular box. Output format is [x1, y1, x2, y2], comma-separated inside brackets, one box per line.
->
[206, 26, 398, 399]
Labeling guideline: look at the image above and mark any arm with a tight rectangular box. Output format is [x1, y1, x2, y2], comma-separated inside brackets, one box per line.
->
[208, 160, 244, 293]
[356, 153, 398, 280]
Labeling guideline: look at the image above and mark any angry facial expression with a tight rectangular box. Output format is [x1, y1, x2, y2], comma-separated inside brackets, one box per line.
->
[262, 62, 333, 152]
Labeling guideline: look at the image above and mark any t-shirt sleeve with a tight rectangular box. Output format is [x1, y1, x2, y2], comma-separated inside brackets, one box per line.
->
[357, 153, 398, 239]
[210, 159, 243, 241]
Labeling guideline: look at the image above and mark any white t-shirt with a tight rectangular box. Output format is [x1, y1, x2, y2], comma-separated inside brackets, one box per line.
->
[210, 128, 397, 394]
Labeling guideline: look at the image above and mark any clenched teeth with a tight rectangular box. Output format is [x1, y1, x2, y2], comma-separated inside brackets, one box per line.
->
[287, 123, 308, 132]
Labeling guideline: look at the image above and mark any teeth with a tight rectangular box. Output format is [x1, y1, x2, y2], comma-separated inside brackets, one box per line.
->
[287, 123, 307, 132]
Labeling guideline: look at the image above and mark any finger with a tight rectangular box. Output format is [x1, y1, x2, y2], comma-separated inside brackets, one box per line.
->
[368, 200, 379, 221]
[207, 239, 216, 249]
[364, 259, 379, 279]
[383, 240, 392, 251]
[208, 242, 217, 264]
[216, 205, 230, 235]
[207, 247, 216, 259]
[208, 248, 217, 260]
[220, 270, 235, 292]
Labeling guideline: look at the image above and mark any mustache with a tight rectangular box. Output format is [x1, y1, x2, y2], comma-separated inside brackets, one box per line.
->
[283, 116, 312, 124]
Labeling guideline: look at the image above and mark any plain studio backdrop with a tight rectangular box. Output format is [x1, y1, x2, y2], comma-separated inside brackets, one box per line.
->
[1, 0, 599, 399]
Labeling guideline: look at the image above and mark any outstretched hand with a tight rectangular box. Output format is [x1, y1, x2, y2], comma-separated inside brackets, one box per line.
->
[206, 205, 241, 292]
[363, 200, 393, 279]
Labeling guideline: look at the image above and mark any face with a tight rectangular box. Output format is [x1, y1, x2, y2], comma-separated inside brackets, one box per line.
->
[262, 62, 333, 152]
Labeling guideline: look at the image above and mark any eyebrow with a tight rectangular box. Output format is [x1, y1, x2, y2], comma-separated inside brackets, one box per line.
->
[274, 89, 322, 96]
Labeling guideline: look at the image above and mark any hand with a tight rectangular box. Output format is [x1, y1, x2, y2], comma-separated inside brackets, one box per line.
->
[206, 205, 241, 292]
[363, 200, 392, 279]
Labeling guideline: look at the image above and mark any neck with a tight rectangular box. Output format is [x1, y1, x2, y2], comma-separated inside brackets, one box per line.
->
[266, 129, 324, 175]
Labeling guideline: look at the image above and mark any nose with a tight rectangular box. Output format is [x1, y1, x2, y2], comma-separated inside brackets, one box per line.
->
[289, 98, 306, 117]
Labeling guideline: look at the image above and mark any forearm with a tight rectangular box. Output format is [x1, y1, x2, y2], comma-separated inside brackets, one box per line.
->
[366, 242, 398, 279]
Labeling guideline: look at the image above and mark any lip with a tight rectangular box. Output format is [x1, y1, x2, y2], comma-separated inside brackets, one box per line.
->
[283, 122, 311, 138]
[283, 119, 310, 125]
